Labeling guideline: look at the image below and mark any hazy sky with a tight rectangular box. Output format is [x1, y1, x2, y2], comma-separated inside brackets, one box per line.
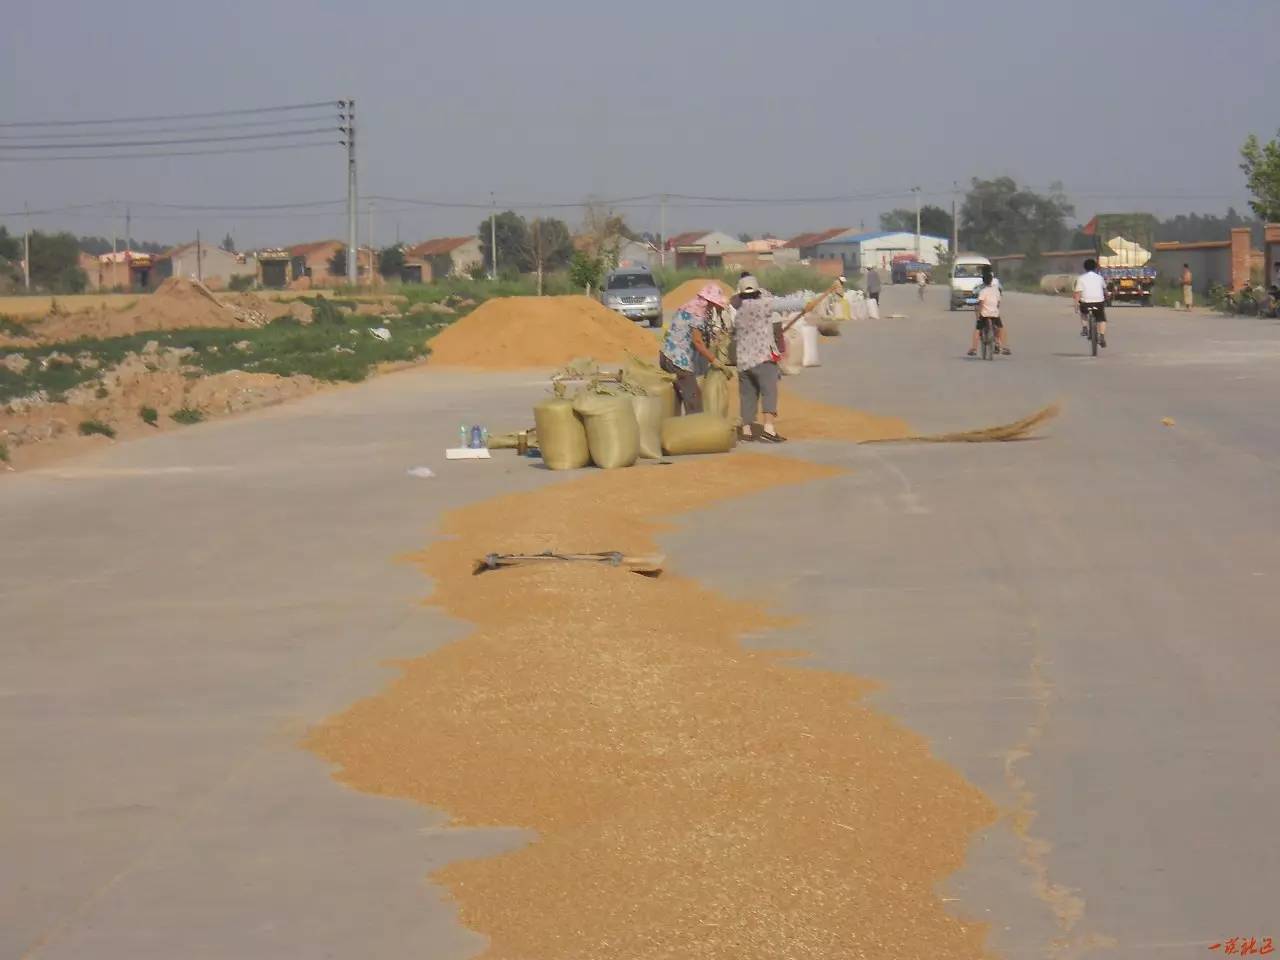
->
[2, 0, 1277, 249]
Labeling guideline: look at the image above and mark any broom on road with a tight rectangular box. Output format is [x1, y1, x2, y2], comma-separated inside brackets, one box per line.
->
[861, 402, 1061, 444]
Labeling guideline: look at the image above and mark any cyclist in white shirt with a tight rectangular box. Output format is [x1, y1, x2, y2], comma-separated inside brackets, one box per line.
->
[967, 267, 1008, 356]
[1074, 258, 1109, 348]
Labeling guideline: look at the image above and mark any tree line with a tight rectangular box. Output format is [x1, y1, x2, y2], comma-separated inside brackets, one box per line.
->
[879, 173, 1273, 265]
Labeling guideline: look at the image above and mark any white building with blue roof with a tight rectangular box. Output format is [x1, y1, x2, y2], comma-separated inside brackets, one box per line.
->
[808, 229, 949, 273]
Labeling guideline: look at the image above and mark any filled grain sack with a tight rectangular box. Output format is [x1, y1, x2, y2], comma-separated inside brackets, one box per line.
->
[867, 297, 881, 321]
[534, 398, 590, 470]
[701, 366, 731, 419]
[573, 391, 640, 469]
[623, 360, 679, 419]
[630, 392, 666, 460]
[661, 413, 736, 456]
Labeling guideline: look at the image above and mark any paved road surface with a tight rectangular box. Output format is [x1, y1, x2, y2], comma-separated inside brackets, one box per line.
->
[3, 288, 1277, 958]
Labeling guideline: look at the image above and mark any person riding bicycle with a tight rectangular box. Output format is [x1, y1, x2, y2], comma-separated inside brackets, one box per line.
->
[1074, 258, 1108, 349]
[967, 267, 1008, 356]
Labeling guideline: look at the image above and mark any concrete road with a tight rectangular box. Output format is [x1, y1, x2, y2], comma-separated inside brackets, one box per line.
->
[3, 288, 1279, 958]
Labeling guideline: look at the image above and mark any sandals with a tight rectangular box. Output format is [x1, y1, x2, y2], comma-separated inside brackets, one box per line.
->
[966, 348, 977, 357]
[758, 429, 787, 443]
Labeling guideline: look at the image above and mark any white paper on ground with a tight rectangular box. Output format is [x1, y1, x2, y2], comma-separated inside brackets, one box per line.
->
[445, 448, 492, 460]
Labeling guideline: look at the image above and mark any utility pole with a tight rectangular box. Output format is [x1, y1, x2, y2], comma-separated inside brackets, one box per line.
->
[196, 229, 203, 283]
[489, 191, 497, 280]
[369, 198, 375, 283]
[951, 180, 959, 260]
[341, 99, 358, 287]
[125, 204, 133, 290]
[659, 194, 666, 267]
[912, 186, 922, 257]
[23, 202, 30, 291]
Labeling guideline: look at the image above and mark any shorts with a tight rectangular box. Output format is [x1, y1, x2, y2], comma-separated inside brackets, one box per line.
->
[975, 315, 1003, 330]
[1079, 302, 1107, 324]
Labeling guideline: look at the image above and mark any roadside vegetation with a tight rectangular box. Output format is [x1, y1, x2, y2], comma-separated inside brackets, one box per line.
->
[77, 419, 116, 438]
[0, 296, 461, 405]
[169, 407, 204, 425]
[653, 264, 838, 296]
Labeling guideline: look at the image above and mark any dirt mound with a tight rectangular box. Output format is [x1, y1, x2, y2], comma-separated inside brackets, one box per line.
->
[0, 352, 318, 470]
[427, 295, 657, 369]
[662, 277, 734, 311]
[25, 278, 263, 343]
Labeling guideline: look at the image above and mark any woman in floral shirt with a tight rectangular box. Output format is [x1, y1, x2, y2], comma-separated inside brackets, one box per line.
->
[660, 283, 729, 415]
[733, 275, 843, 442]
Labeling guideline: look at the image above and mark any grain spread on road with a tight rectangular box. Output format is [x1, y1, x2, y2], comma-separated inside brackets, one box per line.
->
[731, 384, 912, 441]
[307, 453, 996, 959]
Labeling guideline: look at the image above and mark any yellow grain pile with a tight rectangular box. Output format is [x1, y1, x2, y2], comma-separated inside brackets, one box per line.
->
[661, 278, 734, 311]
[427, 295, 658, 369]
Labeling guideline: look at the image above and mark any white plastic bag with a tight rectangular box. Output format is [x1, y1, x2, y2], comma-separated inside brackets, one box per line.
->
[801, 322, 821, 366]
[867, 298, 881, 321]
[780, 325, 804, 376]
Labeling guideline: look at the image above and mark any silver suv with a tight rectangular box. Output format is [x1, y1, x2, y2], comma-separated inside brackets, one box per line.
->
[600, 266, 662, 327]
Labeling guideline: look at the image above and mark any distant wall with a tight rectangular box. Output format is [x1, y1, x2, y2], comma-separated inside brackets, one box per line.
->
[1152, 243, 1230, 293]
[1267, 224, 1280, 286]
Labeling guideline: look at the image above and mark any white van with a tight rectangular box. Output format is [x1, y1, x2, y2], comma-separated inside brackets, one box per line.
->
[950, 255, 992, 310]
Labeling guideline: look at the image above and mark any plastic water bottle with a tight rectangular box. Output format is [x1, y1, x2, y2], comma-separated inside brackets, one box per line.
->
[459, 425, 468, 448]
[469, 425, 483, 449]
[481, 427, 489, 448]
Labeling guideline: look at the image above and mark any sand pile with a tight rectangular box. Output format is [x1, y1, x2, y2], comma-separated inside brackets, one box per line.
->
[662, 277, 734, 311]
[427, 295, 657, 369]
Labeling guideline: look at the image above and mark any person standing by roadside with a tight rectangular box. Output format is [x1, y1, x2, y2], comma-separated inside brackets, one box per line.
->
[1182, 263, 1194, 310]
[733, 275, 843, 443]
[660, 283, 729, 415]
[916, 269, 928, 301]
[865, 266, 882, 305]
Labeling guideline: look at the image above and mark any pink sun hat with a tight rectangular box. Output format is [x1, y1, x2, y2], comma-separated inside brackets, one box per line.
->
[697, 283, 729, 309]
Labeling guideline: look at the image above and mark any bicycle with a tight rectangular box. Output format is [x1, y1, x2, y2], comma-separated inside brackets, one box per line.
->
[1081, 303, 1102, 357]
[978, 316, 997, 360]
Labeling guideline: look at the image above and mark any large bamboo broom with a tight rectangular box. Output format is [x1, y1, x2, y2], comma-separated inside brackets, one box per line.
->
[861, 402, 1061, 444]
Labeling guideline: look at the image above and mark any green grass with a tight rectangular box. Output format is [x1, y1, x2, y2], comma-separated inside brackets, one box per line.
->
[78, 419, 116, 438]
[170, 407, 204, 425]
[0, 441, 8, 463]
[652, 264, 838, 297]
[139, 405, 158, 425]
[0, 315, 31, 337]
[397, 273, 575, 306]
[0, 301, 459, 404]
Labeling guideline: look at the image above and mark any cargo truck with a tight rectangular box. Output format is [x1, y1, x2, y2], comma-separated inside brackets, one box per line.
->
[1082, 213, 1158, 306]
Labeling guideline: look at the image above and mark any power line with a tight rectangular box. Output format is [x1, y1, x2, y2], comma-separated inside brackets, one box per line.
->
[0, 141, 335, 162]
[0, 117, 342, 141]
[0, 199, 346, 217]
[2, 127, 337, 150]
[367, 193, 654, 210]
[0, 100, 339, 129]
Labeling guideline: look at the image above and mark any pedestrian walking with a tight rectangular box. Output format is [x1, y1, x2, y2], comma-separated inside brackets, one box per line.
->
[1182, 263, 1194, 310]
[865, 266, 881, 305]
